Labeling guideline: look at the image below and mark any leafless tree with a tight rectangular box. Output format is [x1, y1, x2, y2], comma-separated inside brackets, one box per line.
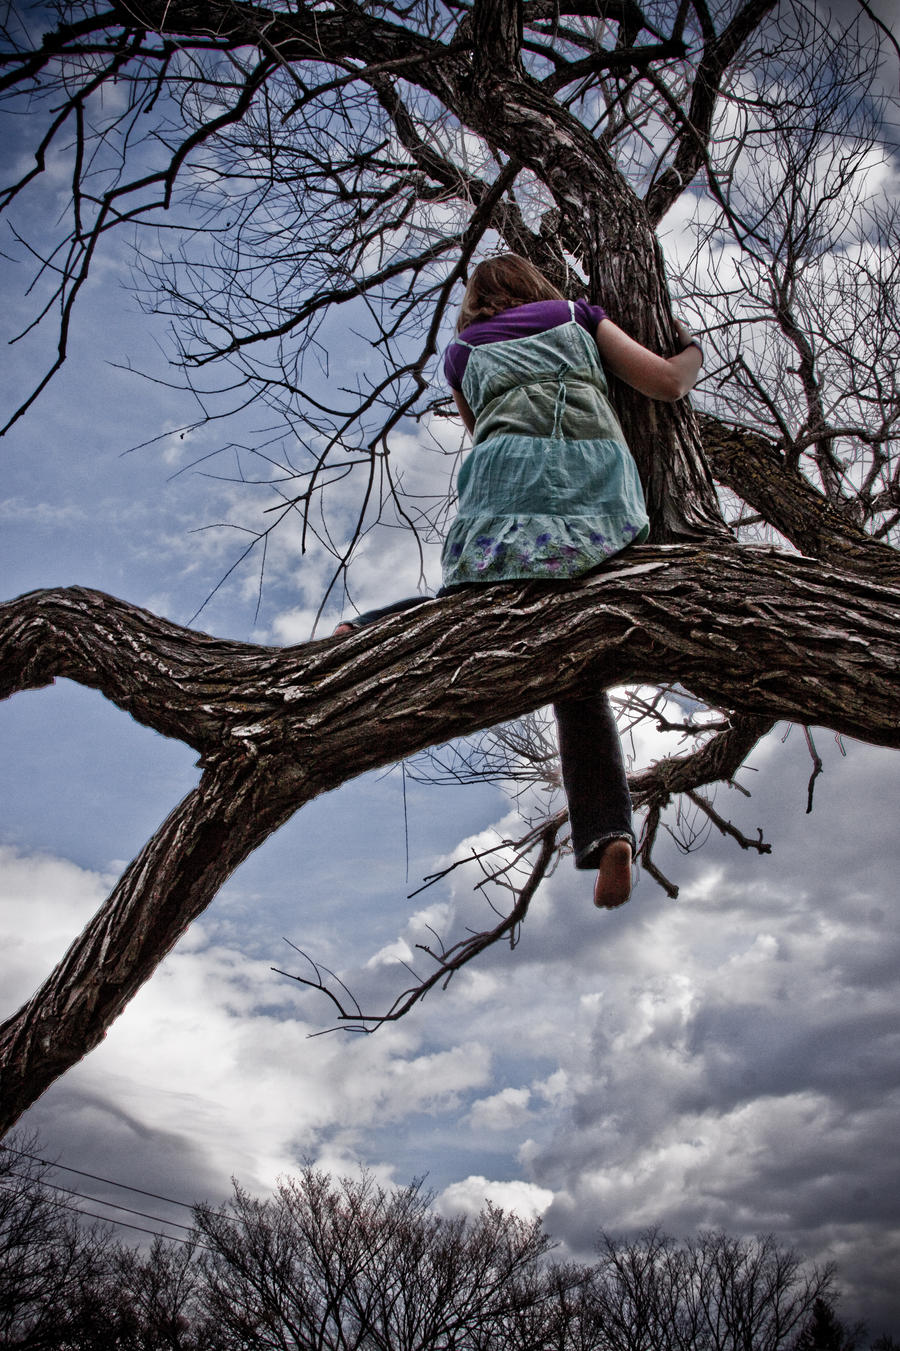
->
[196, 1167, 566, 1349]
[0, 0, 898, 1128]
[0, 1135, 218, 1348]
[195, 1182, 843, 1351]
[0, 1136, 106, 1348]
[0, 1143, 873, 1350]
[583, 1229, 835, 1351]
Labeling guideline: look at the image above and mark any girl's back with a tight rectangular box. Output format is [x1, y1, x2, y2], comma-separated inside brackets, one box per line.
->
[442, 305, 649, 585]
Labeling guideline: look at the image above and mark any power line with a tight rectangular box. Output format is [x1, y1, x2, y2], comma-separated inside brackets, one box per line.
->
[0, 1141, 242, 1245]
[5, 1167, 197, 1234]
[0, 1141, 196, 1212]
[57, 1201, 210, 1250]
[7, 1175, 214, 1253]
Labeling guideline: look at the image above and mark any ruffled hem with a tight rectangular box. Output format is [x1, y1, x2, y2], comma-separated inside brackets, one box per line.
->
[441, 513, 649, 585]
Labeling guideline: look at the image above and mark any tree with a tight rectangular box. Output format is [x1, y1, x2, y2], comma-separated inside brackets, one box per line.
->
[101, 1238, 220, 1351]
[194, 1174, 844, 1351]
[194, 1184, 846, 1351]
[0, 1136, 110, 1349]
[0, 1134, 870, 1345]
[0, 1144, 870, 1350]
[195, 1167, 568, 1349]
[0, 1136, 219, 1349]
[793, 1297, 865, 1351]
[0, 0, 898, 1130]
[576, 1229, 838, 1351]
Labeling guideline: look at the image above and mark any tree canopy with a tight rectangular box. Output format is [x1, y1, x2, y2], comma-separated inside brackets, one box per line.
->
[3, 1138, 868, 1350]
[0, 0, 898, 1132]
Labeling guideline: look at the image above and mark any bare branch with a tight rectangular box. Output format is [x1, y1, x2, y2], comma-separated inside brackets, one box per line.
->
[684, 789, 771, 853]
[275, 815, 562, 1033]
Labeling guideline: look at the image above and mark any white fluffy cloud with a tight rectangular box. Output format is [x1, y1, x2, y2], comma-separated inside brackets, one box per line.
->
[0, 846, 112, 1012]
[435, 1175, 555, 1223]
[0, 843, 494, 1199]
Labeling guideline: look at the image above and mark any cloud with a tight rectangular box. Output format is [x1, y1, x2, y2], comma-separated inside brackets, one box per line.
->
[465, 1086, 533, 1132]
[496, 736, 900, 1323]
[1, 843, 494, 1202]
[366, 937, 416, 968]
[4, 730, 900, 1330]
[301, 729, 900, 1327]
[435, 1175, 555, 1223]
[0, 846, 112, 1014]
[0, 497, 87, 525]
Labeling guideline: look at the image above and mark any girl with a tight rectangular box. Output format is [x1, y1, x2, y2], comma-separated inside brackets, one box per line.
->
[337, 254, 703, 909]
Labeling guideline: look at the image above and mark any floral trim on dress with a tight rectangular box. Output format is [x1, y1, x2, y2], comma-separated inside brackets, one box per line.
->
[443, 515, 649, 584]
[440, 318, 650, 587]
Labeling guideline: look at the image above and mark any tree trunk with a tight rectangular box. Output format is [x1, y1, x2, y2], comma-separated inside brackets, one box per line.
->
[111, 0, 728, 542]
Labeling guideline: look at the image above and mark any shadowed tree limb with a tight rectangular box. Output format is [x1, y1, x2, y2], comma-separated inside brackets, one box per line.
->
[700, 415, 900, 583]
[685, 789, 772, 852]
[275, 814, 563, 1033]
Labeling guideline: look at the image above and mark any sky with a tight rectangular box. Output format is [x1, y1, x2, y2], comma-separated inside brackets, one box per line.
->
[2, 3, 900, 1339]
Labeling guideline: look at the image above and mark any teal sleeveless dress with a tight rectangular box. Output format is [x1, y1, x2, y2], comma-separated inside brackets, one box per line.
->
[441, 303, 649, 587]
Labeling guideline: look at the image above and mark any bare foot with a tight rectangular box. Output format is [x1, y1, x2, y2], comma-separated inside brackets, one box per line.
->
[593, 840, 633, 909]
[333, 623, 356, 636]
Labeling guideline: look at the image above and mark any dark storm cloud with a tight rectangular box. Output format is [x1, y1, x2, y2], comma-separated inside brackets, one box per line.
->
[682, 1002, 900, 1113]
[516, 731, 900, 1329]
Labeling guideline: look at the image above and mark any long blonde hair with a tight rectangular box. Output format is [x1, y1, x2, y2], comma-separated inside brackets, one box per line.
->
[457, 254, 566, 332]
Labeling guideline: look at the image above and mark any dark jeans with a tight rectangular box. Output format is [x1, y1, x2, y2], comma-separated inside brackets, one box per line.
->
[342, 595, 635, 867]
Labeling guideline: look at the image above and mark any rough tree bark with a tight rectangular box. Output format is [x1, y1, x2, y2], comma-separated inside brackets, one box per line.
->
[2, 542, 900, 1132]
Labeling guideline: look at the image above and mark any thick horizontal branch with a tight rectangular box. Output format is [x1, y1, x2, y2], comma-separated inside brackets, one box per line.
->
[0, 587, 284, 753]
[2, 539, 898, 1130]
[3, 543, 899, 781]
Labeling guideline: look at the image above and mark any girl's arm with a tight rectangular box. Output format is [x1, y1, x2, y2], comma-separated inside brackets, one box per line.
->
[452, 387, 477, 434]
[595, 317, 703, 402]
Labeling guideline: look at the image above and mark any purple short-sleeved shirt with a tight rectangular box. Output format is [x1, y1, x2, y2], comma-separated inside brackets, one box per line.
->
[444, 297, 607, 390]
